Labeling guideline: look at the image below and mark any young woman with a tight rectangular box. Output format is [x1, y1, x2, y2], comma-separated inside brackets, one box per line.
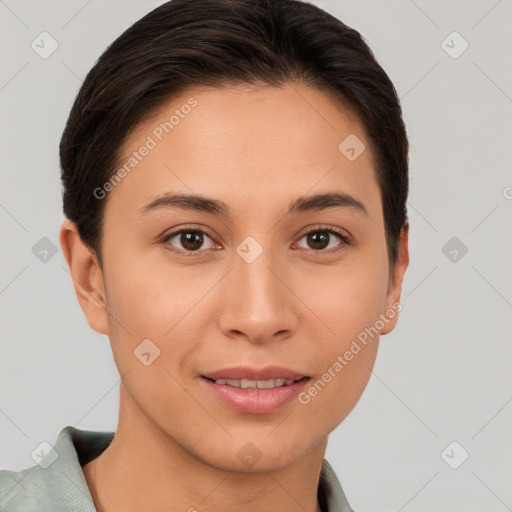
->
[0, 1, 409, 510]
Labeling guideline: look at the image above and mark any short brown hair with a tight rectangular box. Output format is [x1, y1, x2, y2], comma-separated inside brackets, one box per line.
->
[60, 0, 409, 267]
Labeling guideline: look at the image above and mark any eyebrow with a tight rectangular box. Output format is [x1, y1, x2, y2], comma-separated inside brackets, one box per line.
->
[138, 191, 368, 217]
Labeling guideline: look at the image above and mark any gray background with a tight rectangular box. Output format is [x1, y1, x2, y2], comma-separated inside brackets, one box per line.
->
[1, 1, 511, 510]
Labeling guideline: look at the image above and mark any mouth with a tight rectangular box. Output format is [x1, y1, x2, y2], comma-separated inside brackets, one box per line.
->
[201, 365, 310, 388]
[202, 376, 309, 389]
[200, 366, 311, 414]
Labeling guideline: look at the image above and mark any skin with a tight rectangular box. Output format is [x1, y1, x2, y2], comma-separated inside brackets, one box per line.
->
[60, 82, 409, 512]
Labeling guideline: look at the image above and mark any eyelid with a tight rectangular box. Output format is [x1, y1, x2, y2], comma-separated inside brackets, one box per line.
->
[293, 224, 353, 254]
[162, 224, 220, 254]
[295, 224, 352, 242]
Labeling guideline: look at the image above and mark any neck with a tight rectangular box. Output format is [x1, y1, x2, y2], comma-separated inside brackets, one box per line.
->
[82, 384, 327, 512]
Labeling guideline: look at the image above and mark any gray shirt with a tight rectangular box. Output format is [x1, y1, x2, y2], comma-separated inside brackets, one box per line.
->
[0, 426, 355, 511]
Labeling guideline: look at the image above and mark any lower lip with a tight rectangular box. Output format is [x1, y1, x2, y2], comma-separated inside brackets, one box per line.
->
[200, 377, 310, 414]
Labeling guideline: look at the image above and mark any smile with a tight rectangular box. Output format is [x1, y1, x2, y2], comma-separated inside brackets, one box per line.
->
[207, 377, 305, 389]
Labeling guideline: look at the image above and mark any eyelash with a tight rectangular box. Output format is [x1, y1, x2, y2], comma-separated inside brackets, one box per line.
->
[162, 224, 352, 256]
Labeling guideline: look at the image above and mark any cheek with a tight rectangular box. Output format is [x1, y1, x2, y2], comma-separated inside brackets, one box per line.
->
[297, 344, 377, 434]
[102, 254, 218, 389]
[293, 258, 387, 424]
[297, 283, 382, 429]
[104, 251, 208, 336]
[300, 255, 389, 341]
[102, 262, 206, 418]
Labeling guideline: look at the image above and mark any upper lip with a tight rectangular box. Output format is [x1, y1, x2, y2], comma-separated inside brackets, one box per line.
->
[202, 366, 308, 381]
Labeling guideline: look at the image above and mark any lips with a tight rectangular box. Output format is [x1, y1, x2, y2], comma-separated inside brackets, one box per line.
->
[209, 378, 300, 389]
[200, 366, 310, 414]
[200, 367, 310, 414]
[202, 365, 308, 382]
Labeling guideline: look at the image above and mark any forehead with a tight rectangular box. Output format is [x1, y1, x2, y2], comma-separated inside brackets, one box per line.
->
[106, 82, 380, 220]
[124, 82, 367, 156]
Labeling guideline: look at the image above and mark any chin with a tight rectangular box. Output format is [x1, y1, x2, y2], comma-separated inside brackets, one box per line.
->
[198, 435, 313, 473]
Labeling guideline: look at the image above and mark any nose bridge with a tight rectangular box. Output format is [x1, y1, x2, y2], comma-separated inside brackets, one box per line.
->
[218, 235, 296, 342]
[234, 235, 284, 312]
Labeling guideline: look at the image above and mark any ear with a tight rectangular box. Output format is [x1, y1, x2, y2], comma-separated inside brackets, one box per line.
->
[59, 219, 109, 335]
[381, 223, 409, 335]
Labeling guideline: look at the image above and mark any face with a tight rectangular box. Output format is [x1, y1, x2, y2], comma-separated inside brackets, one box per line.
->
[72, 82, 408, 472]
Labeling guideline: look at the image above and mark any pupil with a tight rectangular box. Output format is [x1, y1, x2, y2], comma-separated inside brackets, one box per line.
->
[181, 231, 203, 251]
[308, 232, 329, 250]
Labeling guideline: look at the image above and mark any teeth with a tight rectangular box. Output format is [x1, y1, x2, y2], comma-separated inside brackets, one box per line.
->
[213, 378, 297, 389]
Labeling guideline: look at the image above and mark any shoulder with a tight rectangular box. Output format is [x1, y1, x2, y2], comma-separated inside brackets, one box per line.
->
[0, 464, 63, 511]
[0, 425, 114, 511]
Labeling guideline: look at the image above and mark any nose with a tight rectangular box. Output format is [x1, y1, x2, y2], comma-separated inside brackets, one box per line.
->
[217, 240, 299, 345]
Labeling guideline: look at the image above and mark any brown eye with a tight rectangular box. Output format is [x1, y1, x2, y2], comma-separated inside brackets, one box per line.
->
[305, 231, 330, 250]
[296, 229, 351, 253]
[164, 229, 216, 253]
